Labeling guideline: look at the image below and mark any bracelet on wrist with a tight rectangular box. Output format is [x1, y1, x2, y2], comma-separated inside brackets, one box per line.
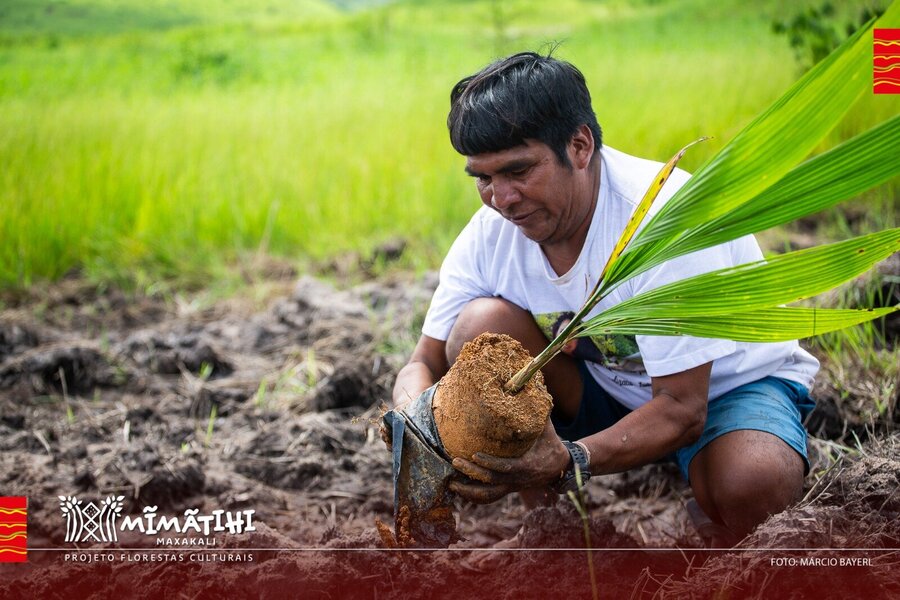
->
[573, 440, 591, 469]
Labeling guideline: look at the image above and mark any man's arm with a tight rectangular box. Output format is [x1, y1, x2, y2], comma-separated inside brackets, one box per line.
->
[391, 334, 450, 410]
[578, 361, 711, 474]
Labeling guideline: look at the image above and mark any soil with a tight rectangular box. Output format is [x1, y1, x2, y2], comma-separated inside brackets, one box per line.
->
[0, 270, 898, 598]
[433, 332, 552, 460]
[653, 436, 900, 599]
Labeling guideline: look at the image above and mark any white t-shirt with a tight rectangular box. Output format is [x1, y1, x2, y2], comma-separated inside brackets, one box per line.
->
[422, 146, 819, 410]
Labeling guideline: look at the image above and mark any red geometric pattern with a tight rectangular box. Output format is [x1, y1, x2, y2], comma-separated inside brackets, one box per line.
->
[874, 29, 900, 94]
[0, 497, 27, 562]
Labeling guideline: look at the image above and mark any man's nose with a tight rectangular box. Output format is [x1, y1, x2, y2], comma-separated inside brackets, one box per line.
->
[490, 179, 519, 210]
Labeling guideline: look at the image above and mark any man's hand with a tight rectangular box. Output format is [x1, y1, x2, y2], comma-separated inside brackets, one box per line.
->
[448, 419, 571, 504]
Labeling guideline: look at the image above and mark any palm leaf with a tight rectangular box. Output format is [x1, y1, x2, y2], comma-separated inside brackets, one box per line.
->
[600, 5, 895, 292]
[583, 229, 899, 323]
[580, 307, 897, 343]
[619, 114, 900, 277]
[594, 137, 709, 290]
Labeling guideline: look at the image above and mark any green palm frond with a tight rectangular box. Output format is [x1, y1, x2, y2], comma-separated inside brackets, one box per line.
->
[601, 6, 894, 293]
[580, 307, 897, 343]
[585, 230, 899, 322]
[505, 2, 900, 394]
[594, 137, 709, 292]
[615, 114, 900, 279]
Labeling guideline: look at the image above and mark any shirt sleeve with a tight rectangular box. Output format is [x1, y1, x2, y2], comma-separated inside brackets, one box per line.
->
[421, 213, 494, 341]
[629, 235, 763, 377]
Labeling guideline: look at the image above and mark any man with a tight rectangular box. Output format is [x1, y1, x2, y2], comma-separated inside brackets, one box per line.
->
[391, 51, 819, 543]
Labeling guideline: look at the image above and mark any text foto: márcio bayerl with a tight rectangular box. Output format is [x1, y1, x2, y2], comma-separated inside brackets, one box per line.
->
[770, 556, 872, 567]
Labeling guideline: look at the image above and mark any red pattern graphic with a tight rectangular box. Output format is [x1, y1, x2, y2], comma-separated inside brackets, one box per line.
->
[874, 29, 900, 94]
[0, 497, 27, 563]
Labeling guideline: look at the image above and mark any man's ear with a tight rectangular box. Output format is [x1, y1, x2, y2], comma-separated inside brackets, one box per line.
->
[568, 124, 595, 170]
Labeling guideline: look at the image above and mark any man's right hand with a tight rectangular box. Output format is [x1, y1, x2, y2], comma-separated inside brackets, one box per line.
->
[448, 419, 570, 503]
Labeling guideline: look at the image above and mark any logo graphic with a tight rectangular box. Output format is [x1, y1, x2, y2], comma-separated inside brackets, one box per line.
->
[0, 496, 27, 562]
[874, 29, 900, 94]
[58, 495, 256, 547]
[59, 495, 124, 543]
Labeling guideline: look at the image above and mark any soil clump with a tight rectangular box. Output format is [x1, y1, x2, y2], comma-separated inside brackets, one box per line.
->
[433, 333, 552, 460]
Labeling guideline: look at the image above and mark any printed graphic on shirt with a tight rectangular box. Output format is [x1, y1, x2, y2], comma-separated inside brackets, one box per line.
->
[533, 311, 644, 373]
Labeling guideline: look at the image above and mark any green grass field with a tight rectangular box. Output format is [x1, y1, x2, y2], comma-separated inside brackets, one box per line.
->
[0, 0, 896, 289]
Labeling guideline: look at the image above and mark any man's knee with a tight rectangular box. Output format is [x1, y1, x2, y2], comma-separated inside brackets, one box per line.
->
[692, 431, 805, 537]
[446, 297, 535, 364]
[712, 461, 803, 534]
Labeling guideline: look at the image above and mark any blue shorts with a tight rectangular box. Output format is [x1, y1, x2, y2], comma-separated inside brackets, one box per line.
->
[551, 362, 816, 481]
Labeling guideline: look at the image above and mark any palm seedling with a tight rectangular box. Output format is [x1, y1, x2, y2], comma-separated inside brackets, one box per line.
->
[506, 4, 900, 394]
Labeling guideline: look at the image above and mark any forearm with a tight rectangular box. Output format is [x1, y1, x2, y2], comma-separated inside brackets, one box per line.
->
[391, 334, 449, 409]
[391, 361, 437, 408]
[579, 392, 706, 475]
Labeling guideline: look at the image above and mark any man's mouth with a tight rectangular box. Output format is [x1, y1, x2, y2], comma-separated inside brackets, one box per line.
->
[508, 210, 537, 225]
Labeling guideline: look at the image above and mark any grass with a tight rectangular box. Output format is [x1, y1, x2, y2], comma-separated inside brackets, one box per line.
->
[807, 270, 899, 427]
[0, 0, 340, 38]
[1, 0, 896, 290]
[204, 403, 217, 447]
[243, 349, 331, 411]
[567, 466, 599, 600]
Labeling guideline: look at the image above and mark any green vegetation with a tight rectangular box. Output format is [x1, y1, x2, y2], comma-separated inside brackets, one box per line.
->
[204, 403, 217, 447]
[567, 466, 598, 600]
[0, 0, 897, 290]
[771, 1, 885, 71]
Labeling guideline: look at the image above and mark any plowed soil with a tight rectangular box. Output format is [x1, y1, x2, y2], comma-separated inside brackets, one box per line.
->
[0, 271, 897, 598]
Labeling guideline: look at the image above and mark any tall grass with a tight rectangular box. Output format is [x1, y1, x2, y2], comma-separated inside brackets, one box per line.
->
[0, 0, 895, 288]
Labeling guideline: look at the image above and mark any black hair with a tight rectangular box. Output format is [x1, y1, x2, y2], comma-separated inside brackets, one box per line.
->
[448, 50, 602, 166]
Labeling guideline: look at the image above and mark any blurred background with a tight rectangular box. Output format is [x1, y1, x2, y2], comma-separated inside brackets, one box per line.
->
[0, 0, 895, 291]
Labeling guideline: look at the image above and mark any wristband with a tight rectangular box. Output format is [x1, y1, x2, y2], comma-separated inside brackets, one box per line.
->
[554, 440, 592, 494]
[573, 441, 592, 469]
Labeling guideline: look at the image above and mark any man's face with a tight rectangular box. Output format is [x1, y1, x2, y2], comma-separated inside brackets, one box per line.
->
[464, 138, 589, 246]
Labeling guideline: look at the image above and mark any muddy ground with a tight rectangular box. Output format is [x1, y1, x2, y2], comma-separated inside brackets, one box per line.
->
[0, 264, 897, 598]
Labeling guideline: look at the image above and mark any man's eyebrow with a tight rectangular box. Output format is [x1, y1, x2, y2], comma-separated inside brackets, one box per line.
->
[498, 160, 533, 174]
[464, 160, 533, 178]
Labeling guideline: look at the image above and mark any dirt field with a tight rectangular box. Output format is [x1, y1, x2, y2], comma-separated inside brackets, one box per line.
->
[0, 268, 897, 598]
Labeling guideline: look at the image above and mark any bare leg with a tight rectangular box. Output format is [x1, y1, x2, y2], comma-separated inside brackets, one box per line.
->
[689, 430, 805, 541]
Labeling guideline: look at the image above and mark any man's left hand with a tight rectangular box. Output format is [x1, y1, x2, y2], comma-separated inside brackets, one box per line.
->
[447, 419, 571, 504]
